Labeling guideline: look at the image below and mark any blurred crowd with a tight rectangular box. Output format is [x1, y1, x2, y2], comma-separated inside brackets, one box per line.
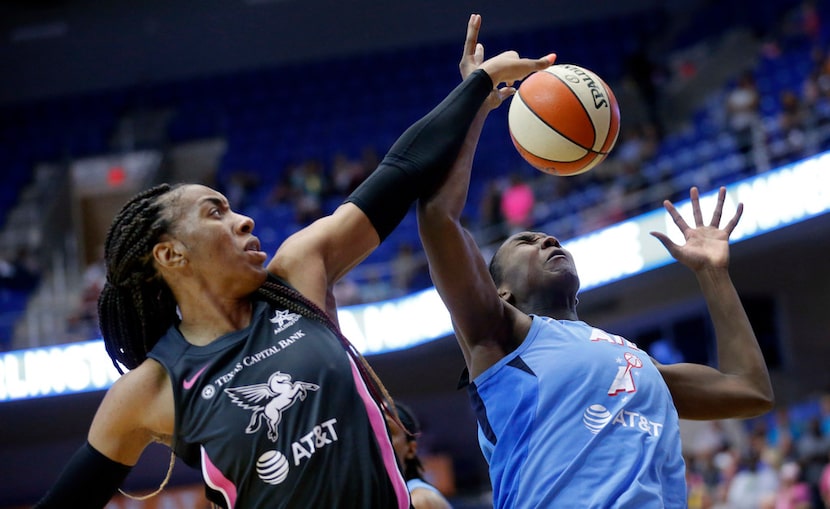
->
[0, 247, 40, 293]
[683, 393, 830, 509]
[38, 0, 828, 334]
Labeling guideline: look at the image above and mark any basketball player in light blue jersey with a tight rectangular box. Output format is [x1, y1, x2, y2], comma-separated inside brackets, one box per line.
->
[415, 15, 774, 508]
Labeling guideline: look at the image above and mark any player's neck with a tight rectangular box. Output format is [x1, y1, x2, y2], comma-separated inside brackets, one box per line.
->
[177, 298, 254, 345]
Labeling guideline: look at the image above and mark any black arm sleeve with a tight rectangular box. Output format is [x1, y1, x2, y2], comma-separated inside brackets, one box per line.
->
[345, 69, 493, 240]
[35, 441, 132, 508]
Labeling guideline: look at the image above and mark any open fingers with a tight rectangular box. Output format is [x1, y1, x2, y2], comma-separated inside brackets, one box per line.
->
[475, 42, 484, 66]
[663, 199, 690, 234]
[690, 187, 704, 227]
[708, 186, 726, 228]
[463, 14, 481, 59]
[723, 202, 744, 235]
[649, 231, 678, 256]
[493, 86, 516, 106]
[460, 14, 483, 79]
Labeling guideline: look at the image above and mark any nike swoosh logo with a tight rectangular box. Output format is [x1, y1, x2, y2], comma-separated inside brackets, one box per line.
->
[183, 364, 210, 390]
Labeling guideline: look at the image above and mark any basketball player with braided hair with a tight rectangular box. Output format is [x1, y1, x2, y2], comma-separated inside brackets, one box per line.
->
[386, 402, 453, 509]
[35, 19, 554, 508]
[414, 17, 774, 508]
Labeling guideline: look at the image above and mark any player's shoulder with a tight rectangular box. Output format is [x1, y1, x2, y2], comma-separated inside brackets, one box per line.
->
[94, 358, 174, 442]
[109, 358, 171, 405]
[410, 482, 453, 509]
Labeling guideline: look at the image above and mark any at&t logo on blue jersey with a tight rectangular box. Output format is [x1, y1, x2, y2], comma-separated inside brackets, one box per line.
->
[582, 404, 664, 437]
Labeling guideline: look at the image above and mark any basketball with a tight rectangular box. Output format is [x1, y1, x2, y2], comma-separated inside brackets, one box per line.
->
[508, 63, 621, 176]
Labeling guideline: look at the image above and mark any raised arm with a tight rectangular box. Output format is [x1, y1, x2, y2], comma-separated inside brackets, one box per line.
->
[268, 15, 552, 314]
[650, 186, 774, 419]
[417, 15, 541, 376]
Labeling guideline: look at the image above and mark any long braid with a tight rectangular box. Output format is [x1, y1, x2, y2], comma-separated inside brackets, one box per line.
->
[256, 278, 403, 427]
[98, 183, 183, 373]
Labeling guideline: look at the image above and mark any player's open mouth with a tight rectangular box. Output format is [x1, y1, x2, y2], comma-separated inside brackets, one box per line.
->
[546, 250, 566, 262]
[244, 238, 262, 252]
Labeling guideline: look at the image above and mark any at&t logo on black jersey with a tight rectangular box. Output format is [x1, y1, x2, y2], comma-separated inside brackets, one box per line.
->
[255, 418, 340, 485]
[225, 371, 343, 486]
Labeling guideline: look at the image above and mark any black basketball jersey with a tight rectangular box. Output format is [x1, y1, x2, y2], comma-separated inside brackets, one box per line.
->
[148, 299, 410, 508]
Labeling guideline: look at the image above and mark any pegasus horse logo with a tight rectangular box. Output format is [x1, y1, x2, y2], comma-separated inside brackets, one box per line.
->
[225, 371, 320, 442]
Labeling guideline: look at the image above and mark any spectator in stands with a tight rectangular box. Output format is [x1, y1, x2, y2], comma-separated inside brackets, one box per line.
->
[724, 448, 779, 509]
[796, 417, 830, 489]
[615, 124, 651, 174]
[360, 267, 396, 303]
[223, 170, 260, 212]
[624, 38, 667, 136]
[685, 466, 713, 509]
[768, 407, 797, 460]
[804, 49, 830, 142]
[386, 402, 454, 509]
[290, 158, 328, 225]
[709, 447, 741, 508]
[391, 242, 430, 295]
[819, 449, 830, 508]
[0, 246, 39, 291]
[780, 0, 823, 50]
[476, 178, 505, 244]
[359, 145, 380, 179]
[726, 71, 762, 158]
[770, 89, 809, 166]
[265, 162, 296, 206]
[772, 461, 813, 509]
[333, 276, 363, 306]
[67, 245, 106, 339]
[820, 393, 830, 436]
[331, 151, 367, 197]
[577, 183, 626, 233]
[499, 172, 535, 234]
[34, 24, 554, 507]
[416, 17, 773, 508]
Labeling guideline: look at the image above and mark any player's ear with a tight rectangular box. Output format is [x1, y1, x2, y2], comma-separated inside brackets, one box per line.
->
[153, 239, 187, 269]
[498, 288, 515, 306]
[405, 440, 418, 461]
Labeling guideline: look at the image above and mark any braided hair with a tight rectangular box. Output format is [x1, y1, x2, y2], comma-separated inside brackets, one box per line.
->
[98, 183, 398, 421]
[256, 277, 398, 419]
[98, 183, 183, 373]
[393, 401, 425, 481]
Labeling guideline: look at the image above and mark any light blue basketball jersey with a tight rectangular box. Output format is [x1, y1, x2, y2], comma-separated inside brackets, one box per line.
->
[406, 478, 446, 499]
[468, 315, 686, 508]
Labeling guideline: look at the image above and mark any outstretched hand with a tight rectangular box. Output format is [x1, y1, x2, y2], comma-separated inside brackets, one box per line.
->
[650, 186, 743, 272]
[460, 14, 555, 110]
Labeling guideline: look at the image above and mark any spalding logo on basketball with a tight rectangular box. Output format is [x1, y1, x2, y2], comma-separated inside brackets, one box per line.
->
[508, 63, 621, 176]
